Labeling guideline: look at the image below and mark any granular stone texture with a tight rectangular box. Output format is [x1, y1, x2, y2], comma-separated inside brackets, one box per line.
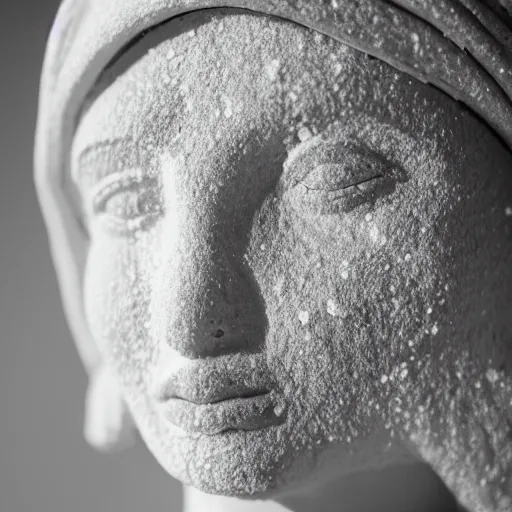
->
[37, 5, 512, 512]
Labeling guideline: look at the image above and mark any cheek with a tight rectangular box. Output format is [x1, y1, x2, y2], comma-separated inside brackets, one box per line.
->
[257, 177, 451, 416]
[83, 230, 158, 389]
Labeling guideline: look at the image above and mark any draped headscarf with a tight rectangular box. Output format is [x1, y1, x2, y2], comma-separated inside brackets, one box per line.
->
[34, 0, 512, 372]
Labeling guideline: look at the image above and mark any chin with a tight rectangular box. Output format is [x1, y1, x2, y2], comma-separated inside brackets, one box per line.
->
[141, 419, 325, 498]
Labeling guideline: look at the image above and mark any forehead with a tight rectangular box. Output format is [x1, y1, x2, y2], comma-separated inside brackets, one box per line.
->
[72, 12, 365, 158]
[71, 10, 470, 172]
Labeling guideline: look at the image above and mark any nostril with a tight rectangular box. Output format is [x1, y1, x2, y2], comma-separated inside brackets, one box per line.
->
[213, 329, 225, 338]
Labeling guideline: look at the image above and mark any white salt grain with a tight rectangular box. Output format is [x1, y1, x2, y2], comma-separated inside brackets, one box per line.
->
[298, 126, 313, 142]
[486, 369, 499, 384]
[266, 59, 281, 81]
[298, 311, 310, 325]
[327, 299, 338, 317]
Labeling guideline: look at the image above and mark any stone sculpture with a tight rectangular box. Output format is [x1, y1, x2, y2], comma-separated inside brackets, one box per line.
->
[35, 2, 512, 511]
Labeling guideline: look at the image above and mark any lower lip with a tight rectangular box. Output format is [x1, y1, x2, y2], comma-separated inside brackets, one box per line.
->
[159, 392, 286, 435]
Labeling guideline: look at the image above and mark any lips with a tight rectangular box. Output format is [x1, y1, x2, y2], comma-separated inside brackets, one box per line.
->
[153, 353, 286, 435]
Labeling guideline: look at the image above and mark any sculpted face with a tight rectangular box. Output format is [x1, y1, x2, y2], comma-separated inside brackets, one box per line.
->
[71, 11, 512, 499]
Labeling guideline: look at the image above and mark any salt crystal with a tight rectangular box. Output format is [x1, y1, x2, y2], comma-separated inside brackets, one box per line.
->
[411, 33, 420, 52]
[327, 299, 338, 317]
[298, 311, 310, 325]
[431, 325, 439, 335]
[266, 59, 281, 82]
[298, 126, 313, 142]
[369, 225, 380, 242]
[505, 207, 512, 217]
[380, 375, 389, 384]
[274, 402, 286, 417]
[486, 368, 499, 384]
[288, 91, 298, 102]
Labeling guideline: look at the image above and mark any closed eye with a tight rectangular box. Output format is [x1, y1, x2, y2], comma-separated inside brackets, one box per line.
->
[296, 144, 389, 191]
[299, 167, 384, 192]
[297, 172, 391, 215]
[91, 170, 163, 234]
[284, 139, 408, 216]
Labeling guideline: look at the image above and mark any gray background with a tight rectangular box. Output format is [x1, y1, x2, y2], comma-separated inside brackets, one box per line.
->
[0, 1, 182, 511]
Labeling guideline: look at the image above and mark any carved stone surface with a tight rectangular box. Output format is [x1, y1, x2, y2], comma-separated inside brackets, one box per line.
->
[36, 4, 512, 512]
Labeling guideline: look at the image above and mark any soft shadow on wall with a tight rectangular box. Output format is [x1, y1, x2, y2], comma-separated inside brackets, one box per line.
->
[0, 1, 183, 511]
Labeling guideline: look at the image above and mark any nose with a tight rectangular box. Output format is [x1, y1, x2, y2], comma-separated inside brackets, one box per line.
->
[152, 215, 267, 359]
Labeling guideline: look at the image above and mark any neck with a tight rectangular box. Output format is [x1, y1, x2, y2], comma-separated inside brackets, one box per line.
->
[183, 462, 459, 512]
[183, 487, 287, 512]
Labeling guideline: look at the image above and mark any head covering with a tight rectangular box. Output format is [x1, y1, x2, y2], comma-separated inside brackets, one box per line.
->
[34, 0, 512, 372]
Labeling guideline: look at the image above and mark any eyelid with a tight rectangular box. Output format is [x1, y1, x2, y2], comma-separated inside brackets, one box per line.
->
[90, 168, 156, 213]
[283, 134, 324, 172]
[300, 160, 386, 192]
[284, 136, 390, 186]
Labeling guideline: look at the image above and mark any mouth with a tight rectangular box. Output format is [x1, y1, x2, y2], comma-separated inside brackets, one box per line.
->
[159, 390, 285, 435]
[153, 353, 287, 435]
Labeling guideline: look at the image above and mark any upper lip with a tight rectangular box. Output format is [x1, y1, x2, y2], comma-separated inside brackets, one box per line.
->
[152, 353, 274, 405]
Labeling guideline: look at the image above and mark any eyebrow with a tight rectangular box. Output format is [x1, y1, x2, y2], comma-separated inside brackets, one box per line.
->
[71, 137, 142, 186]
